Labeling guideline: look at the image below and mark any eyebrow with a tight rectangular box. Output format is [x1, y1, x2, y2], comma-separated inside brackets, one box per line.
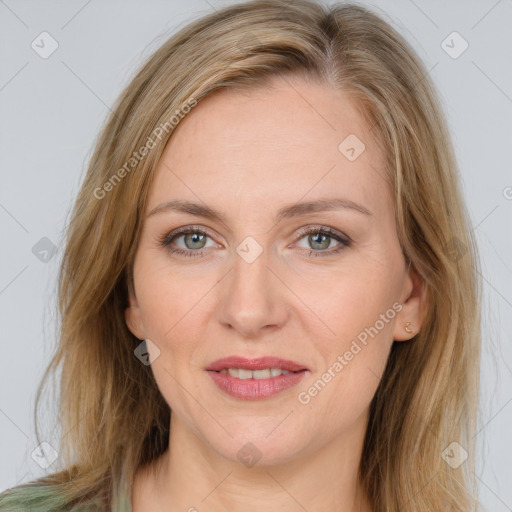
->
[147, 197, 372, 223]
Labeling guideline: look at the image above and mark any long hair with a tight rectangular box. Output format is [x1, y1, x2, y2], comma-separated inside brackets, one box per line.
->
[0, 1, 482, 510]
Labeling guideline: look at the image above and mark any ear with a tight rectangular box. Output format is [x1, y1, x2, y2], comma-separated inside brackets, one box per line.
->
[393, 262, 429, 342]
[125, 280, 145, 340]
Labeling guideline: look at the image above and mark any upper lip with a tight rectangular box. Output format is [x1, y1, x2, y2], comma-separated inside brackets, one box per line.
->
[206, 356, 308, 372]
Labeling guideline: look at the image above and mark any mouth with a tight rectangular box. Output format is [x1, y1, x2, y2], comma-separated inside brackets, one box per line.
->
[205, 356, 309, 400]
[214, 367, 301, 379]
[205, 355, 308, 374]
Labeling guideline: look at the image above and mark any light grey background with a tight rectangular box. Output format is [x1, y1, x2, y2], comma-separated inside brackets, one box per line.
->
[0, 0, 511, 510]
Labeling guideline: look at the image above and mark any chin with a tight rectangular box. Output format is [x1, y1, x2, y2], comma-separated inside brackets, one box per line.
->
[199, 421, 307, 468]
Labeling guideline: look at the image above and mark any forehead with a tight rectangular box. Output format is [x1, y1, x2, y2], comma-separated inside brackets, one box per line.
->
[148, 77, 391, 219]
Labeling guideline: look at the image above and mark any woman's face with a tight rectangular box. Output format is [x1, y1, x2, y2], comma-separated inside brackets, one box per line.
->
[126, 76, 425, 466]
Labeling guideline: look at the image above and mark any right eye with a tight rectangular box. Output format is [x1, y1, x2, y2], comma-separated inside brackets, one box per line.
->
[158, 226, 220, 258]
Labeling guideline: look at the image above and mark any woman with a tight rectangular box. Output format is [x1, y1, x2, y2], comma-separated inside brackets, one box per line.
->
[0, 0, 482, 510]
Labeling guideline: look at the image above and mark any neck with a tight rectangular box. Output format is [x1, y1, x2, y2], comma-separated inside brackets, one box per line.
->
[133, 410, 373, 512]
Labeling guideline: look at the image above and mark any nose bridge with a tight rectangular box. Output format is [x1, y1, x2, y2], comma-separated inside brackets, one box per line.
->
[217, 240, 288, 335]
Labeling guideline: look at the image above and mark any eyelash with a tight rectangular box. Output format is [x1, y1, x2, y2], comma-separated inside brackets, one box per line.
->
[157, 225, 351, 259]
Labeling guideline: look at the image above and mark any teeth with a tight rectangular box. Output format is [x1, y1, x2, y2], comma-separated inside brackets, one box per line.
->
[219, 368, 292, 379]
[253, 369, 271, 379]
[239, 369, 253, 380]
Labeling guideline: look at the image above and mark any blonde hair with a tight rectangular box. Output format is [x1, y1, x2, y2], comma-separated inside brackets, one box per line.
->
[0, 1, 482, 511]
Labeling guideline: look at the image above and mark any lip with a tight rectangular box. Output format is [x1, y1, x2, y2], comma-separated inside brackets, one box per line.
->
[206, 369, 307, 400]
[205, 356, 309, 401]
[205, 356, 308, 372]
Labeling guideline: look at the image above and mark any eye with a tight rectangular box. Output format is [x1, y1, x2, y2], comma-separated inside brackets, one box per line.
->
[158, 226, 218, 258]
[293, 226, 351, 257]
[158, 225, 351, 259]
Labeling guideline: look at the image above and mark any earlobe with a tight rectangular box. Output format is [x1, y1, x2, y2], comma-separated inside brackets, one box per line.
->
[125, 305, 144, 340]
[393, 264, 429, 342]
[125, 285, 145, 340]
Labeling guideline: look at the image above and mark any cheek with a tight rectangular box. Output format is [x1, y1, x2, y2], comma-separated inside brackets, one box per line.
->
[133, 255, 213, 402]
[328, 280, 398, 383]
[299, 331, 393, 434]
[134, 253, 214, 339]
[297, 273, 398, 420]
[134, 261, 204, 414]
[304, 269, 399, 343]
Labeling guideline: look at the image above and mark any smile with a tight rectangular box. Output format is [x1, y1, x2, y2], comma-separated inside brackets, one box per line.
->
[218, 368, 292, 379]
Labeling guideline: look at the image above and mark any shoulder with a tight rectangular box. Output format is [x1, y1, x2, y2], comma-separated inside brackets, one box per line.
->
[0, 479, 124, 512]
[0, 481, 68, 511]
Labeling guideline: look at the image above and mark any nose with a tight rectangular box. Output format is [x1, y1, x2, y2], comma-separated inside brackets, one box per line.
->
[216, 247, 290, 338]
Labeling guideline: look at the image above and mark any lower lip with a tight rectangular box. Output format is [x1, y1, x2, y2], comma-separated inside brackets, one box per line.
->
[206, 370, 307, 400]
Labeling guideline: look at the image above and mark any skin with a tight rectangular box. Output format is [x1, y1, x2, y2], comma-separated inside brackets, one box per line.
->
[126, 75, 428, 512]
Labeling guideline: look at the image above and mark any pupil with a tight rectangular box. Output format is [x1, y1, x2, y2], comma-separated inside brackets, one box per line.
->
[310, 233, 329, 250]
[186, 233, 205, 249]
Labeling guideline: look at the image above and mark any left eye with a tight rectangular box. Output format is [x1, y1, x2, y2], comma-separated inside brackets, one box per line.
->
[293, 227, 350, 256]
